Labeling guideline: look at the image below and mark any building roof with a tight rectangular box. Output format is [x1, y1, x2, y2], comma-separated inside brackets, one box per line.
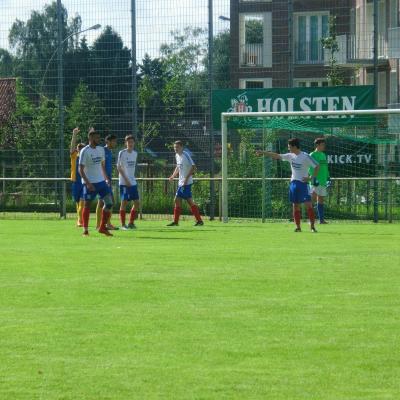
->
[0, 78, 16, 127]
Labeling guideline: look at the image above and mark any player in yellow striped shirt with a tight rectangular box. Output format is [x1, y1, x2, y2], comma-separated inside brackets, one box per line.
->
[70, 128, 86, 227]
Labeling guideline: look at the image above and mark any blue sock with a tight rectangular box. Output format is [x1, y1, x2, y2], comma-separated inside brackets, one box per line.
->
[317, 203, 324, 222]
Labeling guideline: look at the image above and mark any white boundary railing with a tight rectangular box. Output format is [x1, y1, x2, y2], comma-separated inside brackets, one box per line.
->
[221, 109, 400, 223]
[0, 176, 399, 221]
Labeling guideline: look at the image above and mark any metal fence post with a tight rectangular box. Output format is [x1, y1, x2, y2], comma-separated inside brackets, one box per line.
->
[208, 0, 215, 221]
[373, 0, 379, 223]
[57, 0, 65, 219]
[131, 0, 138, 137]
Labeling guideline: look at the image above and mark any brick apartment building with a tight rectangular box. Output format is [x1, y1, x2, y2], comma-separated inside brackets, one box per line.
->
[229, 0, 400, 107]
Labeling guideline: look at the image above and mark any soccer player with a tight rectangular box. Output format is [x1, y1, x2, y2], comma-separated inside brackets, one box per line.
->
[167, 141, 203, 226]
[70, 127, 85, 227]
[79, 129, 114, 236]
[96, 134, 118, 230]
[310, 138, 331, 224]
[117, 135, 140, 230]
[256, 138, 320, 232]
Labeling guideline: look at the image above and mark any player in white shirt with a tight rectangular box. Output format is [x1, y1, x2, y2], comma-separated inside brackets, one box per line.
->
[78, 128, 114, 236]
[257, 138, 320, 232]
[117, 135, 140, 230]
[167, 140, 203, 226]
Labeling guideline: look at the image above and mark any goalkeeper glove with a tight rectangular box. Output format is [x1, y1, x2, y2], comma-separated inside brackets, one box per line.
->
[326, 178, 332, 188]
[311, 177, 319, 187]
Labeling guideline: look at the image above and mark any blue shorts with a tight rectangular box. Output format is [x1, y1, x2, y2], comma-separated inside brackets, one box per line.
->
[176, 184, 193, 200]
[82, 181, 112, 201]
[119, 185, 139, 201]
[71, 181, 83, 203]
[289, 180, 311, 204]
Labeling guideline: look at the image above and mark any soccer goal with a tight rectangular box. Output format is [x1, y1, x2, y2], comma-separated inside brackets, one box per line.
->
[220, 109, 400, 223]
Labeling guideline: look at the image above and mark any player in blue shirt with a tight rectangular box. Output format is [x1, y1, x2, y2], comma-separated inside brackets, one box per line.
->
[96, 134, 118, 230]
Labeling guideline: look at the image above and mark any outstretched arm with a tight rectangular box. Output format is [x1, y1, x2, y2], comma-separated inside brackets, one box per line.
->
[255, 150, 282, 160]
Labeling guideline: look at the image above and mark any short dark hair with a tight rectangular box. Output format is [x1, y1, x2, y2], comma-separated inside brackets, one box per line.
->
[77, 143, 86, 151]
[88, 128, 98, 137]
[174, 140, 183, 147]
[288, 138, 300, 149]
[105, 134, 117, 142]
[314, 137, 326, 146]
[125, 135, 135, 142]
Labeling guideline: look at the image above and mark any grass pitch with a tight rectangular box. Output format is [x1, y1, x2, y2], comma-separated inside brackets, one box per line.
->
[0, 219, 399, 399]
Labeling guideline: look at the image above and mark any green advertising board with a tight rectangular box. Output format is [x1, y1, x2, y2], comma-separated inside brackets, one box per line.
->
[212, 86, 375, 130]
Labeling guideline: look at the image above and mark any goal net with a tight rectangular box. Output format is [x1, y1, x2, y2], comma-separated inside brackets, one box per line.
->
[220, 109, 400, 222]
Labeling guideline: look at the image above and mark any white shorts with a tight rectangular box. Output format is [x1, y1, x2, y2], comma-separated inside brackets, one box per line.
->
[311, 185, 328, 197]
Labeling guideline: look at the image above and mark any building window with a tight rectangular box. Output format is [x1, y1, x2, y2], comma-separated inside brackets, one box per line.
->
[239, 78, 272, 89]
[294, 12, 329, 64]
[239, 13, 272, 68]
[294, 79, 329, 88]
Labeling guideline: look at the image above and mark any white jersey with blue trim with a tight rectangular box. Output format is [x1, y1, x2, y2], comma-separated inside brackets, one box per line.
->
[117, 149, 138, 186]
[176, 150, 195, 186]
[79, 145, 105, 184]
[280, 151, 319, 182]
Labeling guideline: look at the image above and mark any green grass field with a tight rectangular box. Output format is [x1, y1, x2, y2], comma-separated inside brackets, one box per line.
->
[1, 219, 399, 399]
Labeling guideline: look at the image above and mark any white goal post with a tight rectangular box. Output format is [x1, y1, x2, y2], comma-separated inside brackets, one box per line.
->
[220, 108, 400, 223]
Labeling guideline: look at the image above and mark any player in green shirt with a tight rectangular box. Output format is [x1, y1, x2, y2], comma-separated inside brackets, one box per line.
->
[309, 138, 331, 224]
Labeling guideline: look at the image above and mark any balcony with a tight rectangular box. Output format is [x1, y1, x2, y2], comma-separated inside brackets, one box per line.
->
[333, 34, 388, 66]
[295, 34, 389, 67]
[294, 41, 327, 65]
[240, 43, 264, 67]
[388, 27, 400, 59]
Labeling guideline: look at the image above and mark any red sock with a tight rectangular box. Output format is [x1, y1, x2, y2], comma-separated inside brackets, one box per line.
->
[307, 207, 315, 227]
[293, 209, 301, 228]
[83, 206, 90, 230]
[190, 205, 202, 222]
[129, 208, 136, 224]
[174, 207, 182, 224]
[100, 209, 110, 230]
[120, 209, 126, 226]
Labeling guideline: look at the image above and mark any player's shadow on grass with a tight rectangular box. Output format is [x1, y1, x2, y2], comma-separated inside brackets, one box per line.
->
[139, 236, 196, 240]
[317, 231, 394, 236]
[145, 228, 217, 233]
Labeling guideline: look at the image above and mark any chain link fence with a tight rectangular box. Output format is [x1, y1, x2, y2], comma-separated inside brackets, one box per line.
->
[1, 1, 400, 220]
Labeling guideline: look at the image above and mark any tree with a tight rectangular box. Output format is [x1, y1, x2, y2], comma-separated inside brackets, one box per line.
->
[321, 15, 344, 86]
[66, 82, 105, 136]
[0, 50, 15, 78]
[160, 27, 208, 126]
[64, 36, 91, 103]
[138, 75, 159, 151]
[89, 26, 132, 119]
[210, 29, 231, 89]
[8, 1, 82, 98]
